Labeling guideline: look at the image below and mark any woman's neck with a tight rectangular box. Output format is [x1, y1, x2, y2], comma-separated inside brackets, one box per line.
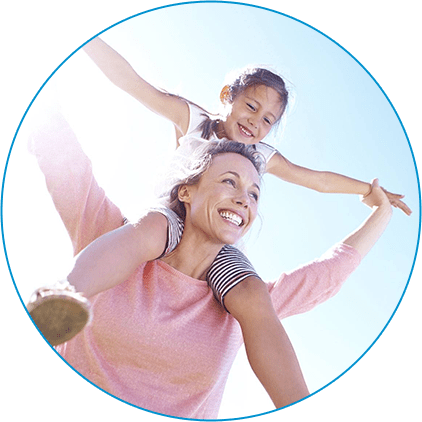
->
[160, 226, 223, 280]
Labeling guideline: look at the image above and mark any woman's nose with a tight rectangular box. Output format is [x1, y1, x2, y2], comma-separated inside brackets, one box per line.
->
[235, 193, 250, 208]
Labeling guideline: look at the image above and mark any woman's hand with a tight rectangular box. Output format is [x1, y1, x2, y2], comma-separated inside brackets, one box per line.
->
[362, 180, 412, 215]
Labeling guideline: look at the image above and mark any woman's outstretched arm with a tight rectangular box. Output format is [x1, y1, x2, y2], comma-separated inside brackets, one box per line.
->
[225, 277, 309, 409]
[223, 179, 393, 408]
[341, 178, 393, 257]
[29, 107, 169, 299]
[269, 178, 393, 321]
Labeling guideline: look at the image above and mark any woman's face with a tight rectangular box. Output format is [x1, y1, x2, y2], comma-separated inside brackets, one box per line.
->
[181, 153, 261, 246]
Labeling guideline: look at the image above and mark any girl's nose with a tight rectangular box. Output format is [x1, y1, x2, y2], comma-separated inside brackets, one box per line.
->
[248, 117, 258, 128]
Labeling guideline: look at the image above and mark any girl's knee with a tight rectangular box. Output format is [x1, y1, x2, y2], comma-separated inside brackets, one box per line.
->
[135, 211, 168, 232]
[129, 211, 169, 260]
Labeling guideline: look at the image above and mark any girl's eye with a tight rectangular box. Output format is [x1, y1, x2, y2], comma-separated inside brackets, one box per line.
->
[246, 103, 256, 111]
[264, 117, 272, 125]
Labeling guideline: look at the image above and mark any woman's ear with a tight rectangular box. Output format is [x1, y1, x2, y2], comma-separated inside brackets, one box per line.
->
[178, 185, 192, 204]
[219, 85, 231, 105]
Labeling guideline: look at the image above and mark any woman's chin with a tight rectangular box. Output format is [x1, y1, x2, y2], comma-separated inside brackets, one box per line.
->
[217, 233, 243, 246]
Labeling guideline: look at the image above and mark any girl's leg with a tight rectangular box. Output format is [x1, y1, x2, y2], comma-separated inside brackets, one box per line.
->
[27, 282, 91, 347]
[28, 211, 169, 345]
[67, 211, 168, 298]
[224, 277, 309, 408]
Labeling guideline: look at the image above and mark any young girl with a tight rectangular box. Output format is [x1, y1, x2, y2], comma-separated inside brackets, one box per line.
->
[27, 36, 409, 408]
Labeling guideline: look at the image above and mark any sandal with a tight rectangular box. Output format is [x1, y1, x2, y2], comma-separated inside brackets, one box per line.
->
[27, 281, 91, 346]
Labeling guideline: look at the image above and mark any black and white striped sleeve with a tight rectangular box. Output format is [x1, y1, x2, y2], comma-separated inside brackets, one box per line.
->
[149, 205, 184, 258]
[206, 245, 261, 311]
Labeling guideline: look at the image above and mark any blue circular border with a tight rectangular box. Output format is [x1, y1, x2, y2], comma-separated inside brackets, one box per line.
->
[0, 1, 421, 421]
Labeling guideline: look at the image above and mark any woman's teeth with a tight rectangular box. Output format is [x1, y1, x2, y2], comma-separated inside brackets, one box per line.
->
[220, 211, 243, 226]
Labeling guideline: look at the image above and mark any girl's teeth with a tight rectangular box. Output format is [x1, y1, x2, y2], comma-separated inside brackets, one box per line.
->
[239, 125, 252, 137]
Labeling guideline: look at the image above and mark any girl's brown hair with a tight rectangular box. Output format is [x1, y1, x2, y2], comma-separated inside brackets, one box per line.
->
[199, 66, 289, 140]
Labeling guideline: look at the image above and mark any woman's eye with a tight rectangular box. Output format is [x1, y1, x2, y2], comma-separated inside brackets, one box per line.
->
[249, 192, 259, 201]
[223, 178, 236, 187]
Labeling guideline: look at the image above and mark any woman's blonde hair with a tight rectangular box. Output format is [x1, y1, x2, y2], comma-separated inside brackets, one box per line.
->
[160, 140, 265, 220]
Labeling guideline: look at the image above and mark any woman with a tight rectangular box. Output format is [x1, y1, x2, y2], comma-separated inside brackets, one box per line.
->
[27, 110, 391, 419]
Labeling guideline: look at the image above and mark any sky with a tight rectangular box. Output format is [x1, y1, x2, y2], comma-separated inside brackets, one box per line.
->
[1, 1, 421, 422]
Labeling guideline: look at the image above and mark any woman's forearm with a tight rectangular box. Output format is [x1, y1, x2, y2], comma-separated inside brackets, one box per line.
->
[342, 202, 392, 258]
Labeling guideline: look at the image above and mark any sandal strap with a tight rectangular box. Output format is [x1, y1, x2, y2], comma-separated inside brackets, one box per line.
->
[29, 280, 78, 302]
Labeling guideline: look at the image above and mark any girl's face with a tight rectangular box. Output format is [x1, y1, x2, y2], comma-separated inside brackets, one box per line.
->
[221, 84, 283, 145]
[181, 153, 261, 246]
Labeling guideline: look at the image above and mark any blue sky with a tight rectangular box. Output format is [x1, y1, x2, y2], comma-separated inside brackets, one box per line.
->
[2, 2, 420, 420]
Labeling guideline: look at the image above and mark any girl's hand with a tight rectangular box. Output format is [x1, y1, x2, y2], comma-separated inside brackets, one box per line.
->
[381, 187, 412, 216]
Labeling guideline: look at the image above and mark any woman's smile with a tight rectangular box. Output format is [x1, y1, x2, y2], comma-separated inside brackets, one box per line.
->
[218, 209, 245, 227]
[183, 153, 260, 245]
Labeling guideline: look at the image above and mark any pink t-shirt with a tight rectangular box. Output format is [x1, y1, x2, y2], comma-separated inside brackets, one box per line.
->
[30, 113, 361, 419]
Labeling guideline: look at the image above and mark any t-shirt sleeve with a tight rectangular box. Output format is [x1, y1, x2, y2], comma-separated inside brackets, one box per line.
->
[255, 141, 278, 165]
[185, 102, 207, 136]
[268, 243, 362, 319]
[28, 112, 125, 256]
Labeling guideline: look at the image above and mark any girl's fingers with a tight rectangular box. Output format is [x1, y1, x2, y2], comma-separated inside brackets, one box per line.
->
[381, 187, 405, 199]
[387, 196, 412, 215]
[397, 202, 412, 215]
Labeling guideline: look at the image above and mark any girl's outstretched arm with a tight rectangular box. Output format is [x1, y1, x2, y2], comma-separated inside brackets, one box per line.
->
[266, 151, 411, 215]
[83, 37, 189, 134]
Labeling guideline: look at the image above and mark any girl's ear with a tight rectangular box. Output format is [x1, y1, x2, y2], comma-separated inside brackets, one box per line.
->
[178, 185, 192, 204]
[220, 85, 231, 105]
